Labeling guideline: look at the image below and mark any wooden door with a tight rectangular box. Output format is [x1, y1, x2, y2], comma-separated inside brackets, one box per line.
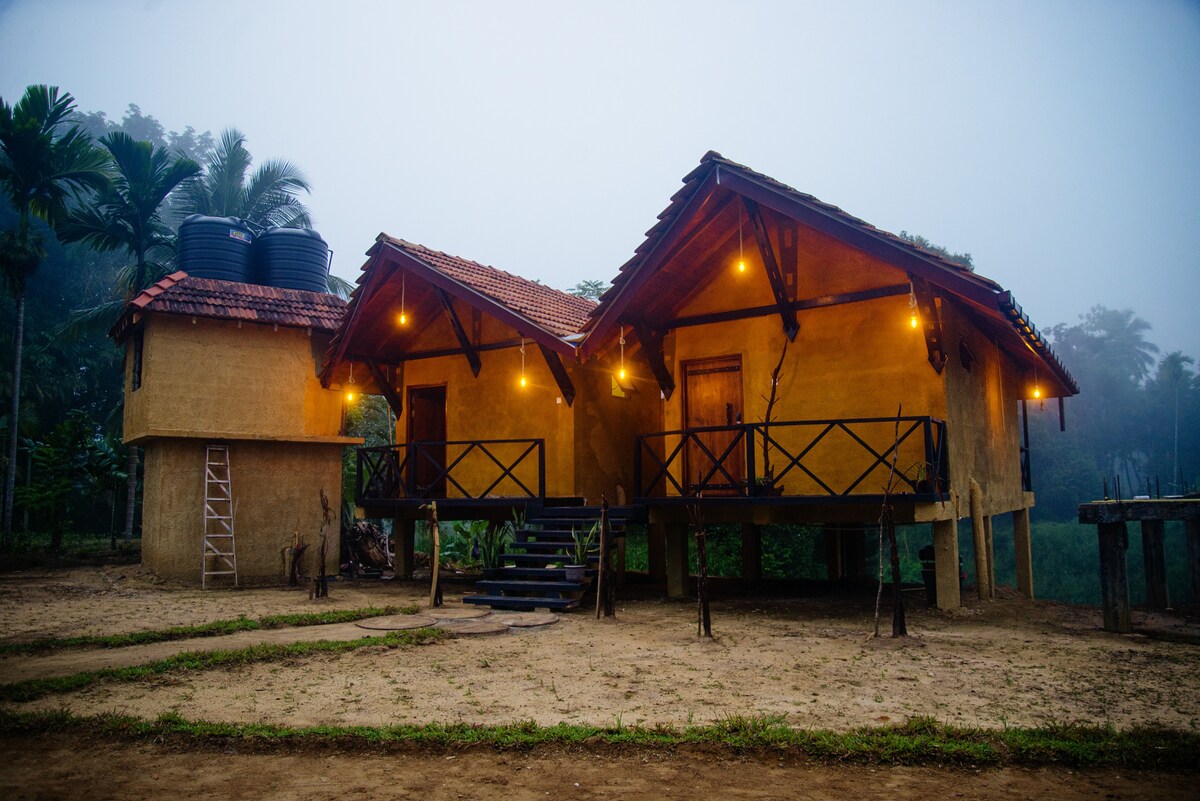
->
[683, 356, 744, 495]
[407, 385, 447, 497]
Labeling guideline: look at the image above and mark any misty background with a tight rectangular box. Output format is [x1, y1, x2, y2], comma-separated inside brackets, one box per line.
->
[1, 1, 1197, 603]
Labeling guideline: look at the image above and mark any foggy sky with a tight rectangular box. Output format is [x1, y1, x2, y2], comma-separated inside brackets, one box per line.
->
[2, 0, 1197, 356]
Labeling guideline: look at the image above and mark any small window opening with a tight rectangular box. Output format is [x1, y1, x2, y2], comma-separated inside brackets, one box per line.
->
[132, 330, 144, 391]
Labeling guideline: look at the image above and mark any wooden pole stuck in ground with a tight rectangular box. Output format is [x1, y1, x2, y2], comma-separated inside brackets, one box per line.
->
[429, 501, 442, 608]
[596, 496, 615, 619]
[693, 509, 712, 638]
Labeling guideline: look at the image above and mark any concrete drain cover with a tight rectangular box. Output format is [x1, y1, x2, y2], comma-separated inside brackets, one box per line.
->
[492, 612, 559, 628]
[427, 606, 491, 620]
[355, 614, 438, 631]
[436, 619, 510, 636]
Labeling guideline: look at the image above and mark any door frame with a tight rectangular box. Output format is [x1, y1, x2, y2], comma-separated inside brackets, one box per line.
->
[681, 354, 745, 494]
[406, 383, 447, 497]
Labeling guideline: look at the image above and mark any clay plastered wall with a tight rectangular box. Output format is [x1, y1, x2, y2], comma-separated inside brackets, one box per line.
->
[141, 439, 344, 585]
[941, 300, 1029, 516]
[662, 294, 946, 497]
[570, 355, 663, 504]
[124, 315, 342, 443]
[401, 346, 576, 498]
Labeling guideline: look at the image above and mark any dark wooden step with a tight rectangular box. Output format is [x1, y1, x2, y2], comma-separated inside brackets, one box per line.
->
[462, 594, 578, 611]
[476, 580, 584, 593]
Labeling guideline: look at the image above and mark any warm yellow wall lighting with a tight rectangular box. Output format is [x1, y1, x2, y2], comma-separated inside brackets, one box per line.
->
[908, 278, 919, 329]
[518, 336, 527, 389]
[617, 325, 628, 380]
[399, 270, 410, 326]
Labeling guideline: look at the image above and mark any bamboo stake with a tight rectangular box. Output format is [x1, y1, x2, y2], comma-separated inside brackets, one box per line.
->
[429, 501, 442, 608]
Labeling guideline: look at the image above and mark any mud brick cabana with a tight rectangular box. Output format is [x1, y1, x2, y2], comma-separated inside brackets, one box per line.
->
[111, 272, 359, 584]
[325, 152, 1078, 609]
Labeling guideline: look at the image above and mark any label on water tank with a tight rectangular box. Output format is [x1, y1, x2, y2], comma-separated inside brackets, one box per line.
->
[228, 229, 251, 243]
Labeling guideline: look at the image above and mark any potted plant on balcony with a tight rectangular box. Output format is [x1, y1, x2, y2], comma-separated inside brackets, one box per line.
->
[563, 521, 597, 583]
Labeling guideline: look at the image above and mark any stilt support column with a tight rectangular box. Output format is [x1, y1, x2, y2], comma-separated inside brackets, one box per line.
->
[1141, 520, 1169, 611]
[1012, 507, 1034, 599]
[932, 517, 960, 610]
[1097, 522, 1131, 633]
[741, 523, 761, 585]
[664, 523, 690, 599]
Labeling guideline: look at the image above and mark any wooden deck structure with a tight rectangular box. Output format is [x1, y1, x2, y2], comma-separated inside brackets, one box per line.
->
[1078, 499, 1200, 632]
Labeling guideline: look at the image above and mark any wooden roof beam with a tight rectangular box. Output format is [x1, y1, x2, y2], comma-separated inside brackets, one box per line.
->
[632, 321, 676, 400]
[436, 288, 482, 377]
[365, 360, 404, 418]
[743, 197, 798, 341]
[537, 344, 576, 406]
[911, 276, 946, 374]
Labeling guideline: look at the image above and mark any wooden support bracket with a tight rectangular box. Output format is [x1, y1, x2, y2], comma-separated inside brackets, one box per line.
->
[537, 344, 576, 406]
[436, 288, 481, 377]
[365, 360, 404, 418]
[911, 277, 946, 374]
[743, 197, 799, 340]
[632, 321, 675, 400]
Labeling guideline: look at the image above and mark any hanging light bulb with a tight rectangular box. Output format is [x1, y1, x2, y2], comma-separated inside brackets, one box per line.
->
[908, 279, 919, 329]
[1033, 366, 1042, 400]
[398, 270, 408, 326]
[518, 336, 527, 388]
[346, 362, 356, 402]
[617, 325, 627, 381]
[737, 204, 746, 272]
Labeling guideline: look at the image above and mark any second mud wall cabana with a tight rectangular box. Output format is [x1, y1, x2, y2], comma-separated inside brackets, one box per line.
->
[325, 152, 1078, 608]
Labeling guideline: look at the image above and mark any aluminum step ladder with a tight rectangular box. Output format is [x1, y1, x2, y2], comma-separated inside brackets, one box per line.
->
[202, 444, 238, 588]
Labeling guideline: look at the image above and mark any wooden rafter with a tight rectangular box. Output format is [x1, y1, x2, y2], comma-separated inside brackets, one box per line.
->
[365, 360, 404, 418]
[537, 344, 576, 406]
[436, 288, 481, 377]
[743, 197, 799, 340]
[911, 277, 946, 374]
[632, 321, 675, 400]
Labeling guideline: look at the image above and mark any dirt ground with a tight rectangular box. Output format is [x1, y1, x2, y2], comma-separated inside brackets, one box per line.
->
[1, 566, 1198, 797]
[1, 734, 1196, 801]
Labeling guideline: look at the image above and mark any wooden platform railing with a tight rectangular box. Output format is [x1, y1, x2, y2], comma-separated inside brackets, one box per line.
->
[635, 416, 948, 501]
[357, 438, 545, 503]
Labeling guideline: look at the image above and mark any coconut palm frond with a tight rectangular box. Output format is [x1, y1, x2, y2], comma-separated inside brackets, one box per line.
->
[327, 273, 354, 300]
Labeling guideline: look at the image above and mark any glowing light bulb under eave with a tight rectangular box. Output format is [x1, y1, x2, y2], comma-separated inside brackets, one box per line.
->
[737, 259, 746, 273]
[1033, 386, 1042, 399]
[398, 312, 407, 326]
[346, 391, 355, 403]
[618, 367, 627, 381]
[519, 375, 527, 389]
[910, 312, 919, 329]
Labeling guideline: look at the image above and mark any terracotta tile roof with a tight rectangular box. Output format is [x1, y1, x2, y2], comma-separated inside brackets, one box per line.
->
[110, 272, 346, 340]
[379, 237, 595, 337]
[593, 150, 999, 316]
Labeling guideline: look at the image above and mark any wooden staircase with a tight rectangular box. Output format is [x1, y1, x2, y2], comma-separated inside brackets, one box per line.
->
[462, 504, 632, 611]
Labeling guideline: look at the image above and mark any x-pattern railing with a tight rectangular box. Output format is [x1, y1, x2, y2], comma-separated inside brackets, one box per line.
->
[636, 416, 947, 500]
[357, 438, 545, 502]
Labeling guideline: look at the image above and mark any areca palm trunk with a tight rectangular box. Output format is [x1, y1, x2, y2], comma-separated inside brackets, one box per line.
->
[3, 290, 23, 537]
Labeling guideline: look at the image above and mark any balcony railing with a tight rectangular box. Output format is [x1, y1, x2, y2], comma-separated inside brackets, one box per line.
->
[635, 416, 948, 501]
[357, 438, 545, 504]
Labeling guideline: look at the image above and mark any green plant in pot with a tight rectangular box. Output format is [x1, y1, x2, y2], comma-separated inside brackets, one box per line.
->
[564, 522, 597, 583]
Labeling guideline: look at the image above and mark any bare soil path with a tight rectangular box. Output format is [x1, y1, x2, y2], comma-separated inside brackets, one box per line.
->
[1, 734, 1195, 801]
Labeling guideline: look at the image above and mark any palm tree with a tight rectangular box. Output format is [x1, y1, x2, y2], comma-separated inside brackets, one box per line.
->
[58, 131, 200, 542]
[181, 128, 312, 228]
[0, 85, 109, 536]
[1153, 351, 1195, 492]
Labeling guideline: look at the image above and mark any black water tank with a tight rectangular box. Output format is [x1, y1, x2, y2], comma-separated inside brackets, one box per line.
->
[178, 215, 254, 282]
[255, 227, 330, 293]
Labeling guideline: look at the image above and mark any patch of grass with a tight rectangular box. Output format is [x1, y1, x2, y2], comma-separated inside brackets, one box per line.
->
[0, 710, 1194, 769]
[0, 606, 420, 655]
[0, 627, 445, 702]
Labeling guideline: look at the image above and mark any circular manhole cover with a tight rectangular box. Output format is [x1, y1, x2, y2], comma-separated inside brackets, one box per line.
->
[492, 612, 560, 628]
[428, 606, 491, 620]
[355, 614, 438, 631]
[436, 619, 510, 636]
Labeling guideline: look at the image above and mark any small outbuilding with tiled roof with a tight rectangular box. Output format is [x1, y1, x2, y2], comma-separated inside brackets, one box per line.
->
[111, 272, 358, 584]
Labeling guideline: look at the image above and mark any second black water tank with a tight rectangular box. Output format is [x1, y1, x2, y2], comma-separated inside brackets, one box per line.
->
[255, 227, 330, 293]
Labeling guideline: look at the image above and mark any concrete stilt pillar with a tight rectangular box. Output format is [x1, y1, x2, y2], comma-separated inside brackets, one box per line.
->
[393, 518, 415, 579]
[984, 515, 996, 598]
[824, 524, 843, 580]
[969, 478, 989, 601]
[664, 523, 690, 598]
[647, 523, 667, 581]
[932, 517, 961, 610]
[1012, 507, 1034, 599]
[616, 535, 627, 590]
[1097, 522, 1131, 633]
[741, 523, 761, 584]
[1141, 520, 1169, 611]
[1187, 520, 1200, 601]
